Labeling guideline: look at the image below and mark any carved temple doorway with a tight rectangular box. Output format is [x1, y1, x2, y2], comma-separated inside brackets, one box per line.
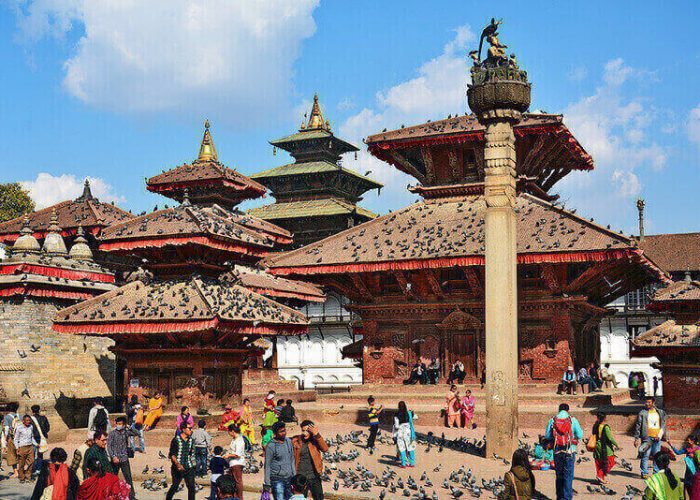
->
[437, 310, 482, 380]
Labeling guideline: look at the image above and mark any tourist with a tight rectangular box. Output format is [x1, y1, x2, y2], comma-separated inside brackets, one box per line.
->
[166, 421, 197, 500]
[219, 404, 239, 431]
[393, 401, 417, 468]
[106, 416, 138, 499]
[498, 448, 535, 499]
[14, 414, 36, 483]
[280, 400, 298, 424]
[292, 420, 329, 500]
[403, 363, 424, 385]
[669, 435, 700, 495]
[531, 435, 554, 470]
[87, 398, 111, 438]
[176, 406, 194, 436]
[445, 385, 461, 428]
[143, 391, 164, 430]
[77, 457, 131, 500]
[215, 474, 241, 500]
[289, 474, 308, 500]
[124, 395, 138, 425]
[124, 395, 144, 453]
[209, 446, 228, 500]
[192, 419, 212, 477]
[653, 376, 660, 397]
[2, 402, 20, 478]
[427, 358, 440, 385]
[447, 360, 465, 385]
[589, 363, 603, 389]
[561, 366, 577, 395]
[239, 399, 256, 445]
[643, 452, 683, 499]
[30, 404, 50, 475]
[592, 412, 619, 484]
[366, 396, 383, 453]
[460, 389, 476, 429]
[577, 366, 600, 393]
[83, 431, 110, 480]
[263, 421, 296, 500]
[31, 447, 80, 500]
[545, 403, 583, 500]
[601, 363, 619, 388]
[69, 437, 93, 481]
[634, 396, 667, 479]
[225, 424, 246, 500]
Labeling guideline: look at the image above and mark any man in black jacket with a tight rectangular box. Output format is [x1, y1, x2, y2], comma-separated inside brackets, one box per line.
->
[30, 405, 50, 476]
[166, 421, 196, 500]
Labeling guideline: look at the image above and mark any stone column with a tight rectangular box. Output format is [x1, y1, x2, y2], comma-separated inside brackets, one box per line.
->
[467, 27, 531, 457]
[482, 116, 520, 458]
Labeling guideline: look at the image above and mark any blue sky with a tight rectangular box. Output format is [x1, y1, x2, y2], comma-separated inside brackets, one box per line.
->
[0, 1, 699, 235]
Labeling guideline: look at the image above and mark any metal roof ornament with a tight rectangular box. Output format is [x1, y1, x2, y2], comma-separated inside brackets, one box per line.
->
[12, 215, 40, 254]
[197, 119, 218, 162]
[306, 94, 329, 131]
[42, 209, 68, 255]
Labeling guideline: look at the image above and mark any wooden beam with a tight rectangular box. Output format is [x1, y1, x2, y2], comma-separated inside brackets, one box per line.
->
[420, 147, 435, 183]
[564, 261, 618, 294]
[389, 150, 427, 184]
[350, 274, 374, 302]
[520, 134, 548, 176]
[462, 267, 483, 296]
[392, 270, 415, 300]
[322, 277, 363, 303]
[422, 269, 444, 299]
[540, 263, 564, 293]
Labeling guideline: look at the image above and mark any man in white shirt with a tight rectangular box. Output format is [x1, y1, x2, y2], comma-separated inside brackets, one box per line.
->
[13, 415, 37, 483]
[224, 424, 246, 500]
[87, 398, 111, 439]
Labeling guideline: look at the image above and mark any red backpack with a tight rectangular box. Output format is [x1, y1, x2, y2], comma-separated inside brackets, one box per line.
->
[552, 416, 577, 449]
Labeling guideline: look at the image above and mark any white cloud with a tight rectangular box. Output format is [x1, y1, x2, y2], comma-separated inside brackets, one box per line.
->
[567, 65, 588, 82]
[20, 173, 125, 209]
[557, 58, 667, 232]
[339, 25, 476, 213]
[10, 0, 319, 126]
[688, 104, 700, 146]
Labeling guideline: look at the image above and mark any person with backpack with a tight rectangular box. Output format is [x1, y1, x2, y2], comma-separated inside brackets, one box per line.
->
[545, 403, 583, 500]
[192, 419, 212, 477]
[591, 412, 619, 484]
[30, 404, 50, 476]
[2, 402, 21, 478]
[88, 398, 111, 439]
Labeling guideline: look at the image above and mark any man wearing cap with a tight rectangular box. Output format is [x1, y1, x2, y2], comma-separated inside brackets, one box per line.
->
[561, 367, 577, 395]
[219, 405, 239, 431]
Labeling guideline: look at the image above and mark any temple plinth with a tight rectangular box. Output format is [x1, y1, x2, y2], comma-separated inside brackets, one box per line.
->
[468, 18, 532, 458]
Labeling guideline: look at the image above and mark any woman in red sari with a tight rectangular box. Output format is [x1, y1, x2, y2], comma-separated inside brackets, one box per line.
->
[77, 457, 131, 500]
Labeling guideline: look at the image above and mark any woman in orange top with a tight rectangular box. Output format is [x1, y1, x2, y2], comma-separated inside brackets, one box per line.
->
[143, 391, 164, 431]
[445, 385, 461, 428]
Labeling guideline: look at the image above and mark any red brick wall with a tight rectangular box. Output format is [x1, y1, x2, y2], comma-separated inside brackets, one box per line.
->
[662, 370, 700, 411]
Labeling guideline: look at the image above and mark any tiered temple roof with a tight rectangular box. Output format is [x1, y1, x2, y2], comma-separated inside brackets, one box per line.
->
[639, 233, 700, 274]
[0, 215, 115, 301]
[146, 120, 267, 206]
[249, 94, 382, 247]
[0, 179, 133, 244]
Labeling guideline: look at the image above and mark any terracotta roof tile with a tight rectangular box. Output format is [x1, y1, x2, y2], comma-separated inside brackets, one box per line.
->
[640, 233, 700, 273]
[224, 267, 324, 302]
[53, 276, 308, 335]
[633, 320, 700, 348]
[651, 280, 700, 303]
[267, 194, 637, 270]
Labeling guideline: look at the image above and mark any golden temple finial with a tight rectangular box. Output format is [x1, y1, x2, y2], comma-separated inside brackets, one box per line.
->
[197, 119, 218, 162]
[306, 93, 330, 131]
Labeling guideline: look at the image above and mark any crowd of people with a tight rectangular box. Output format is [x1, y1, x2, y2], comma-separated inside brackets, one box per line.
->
[2, 388, 699, 500]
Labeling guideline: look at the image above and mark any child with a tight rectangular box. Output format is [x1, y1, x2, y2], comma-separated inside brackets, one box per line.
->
[279, 400, 297, 424]
[209, 446, 227, 500]
[367, 396, 383, 454]
[531, 435, 555, 470]
[192, 419, 212, 477]
[289, 473, 309, 500]
[260, 425, 273, 450]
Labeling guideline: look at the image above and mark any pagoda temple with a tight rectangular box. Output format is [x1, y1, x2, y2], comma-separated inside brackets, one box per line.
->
[267, 112, 669, 384]
[633, 277, 700, 411]
[249, 94, 382, 248]
[0, 180, 133, 261]
[53, 123, 321, 407]
[0, 213, 116, 434]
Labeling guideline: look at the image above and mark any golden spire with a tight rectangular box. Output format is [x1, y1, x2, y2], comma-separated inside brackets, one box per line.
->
[197, 119, 218, 162]
[306, 94, 330, 131]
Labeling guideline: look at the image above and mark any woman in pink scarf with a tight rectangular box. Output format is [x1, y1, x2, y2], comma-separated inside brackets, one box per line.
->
[445, 385, 461, 428]
[460, 389, 476, 429]
[175, 406, 194, 436]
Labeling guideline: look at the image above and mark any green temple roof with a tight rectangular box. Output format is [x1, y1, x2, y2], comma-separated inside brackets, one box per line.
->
[248, 198, 377, 221]
[252, 160, 382, 189]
